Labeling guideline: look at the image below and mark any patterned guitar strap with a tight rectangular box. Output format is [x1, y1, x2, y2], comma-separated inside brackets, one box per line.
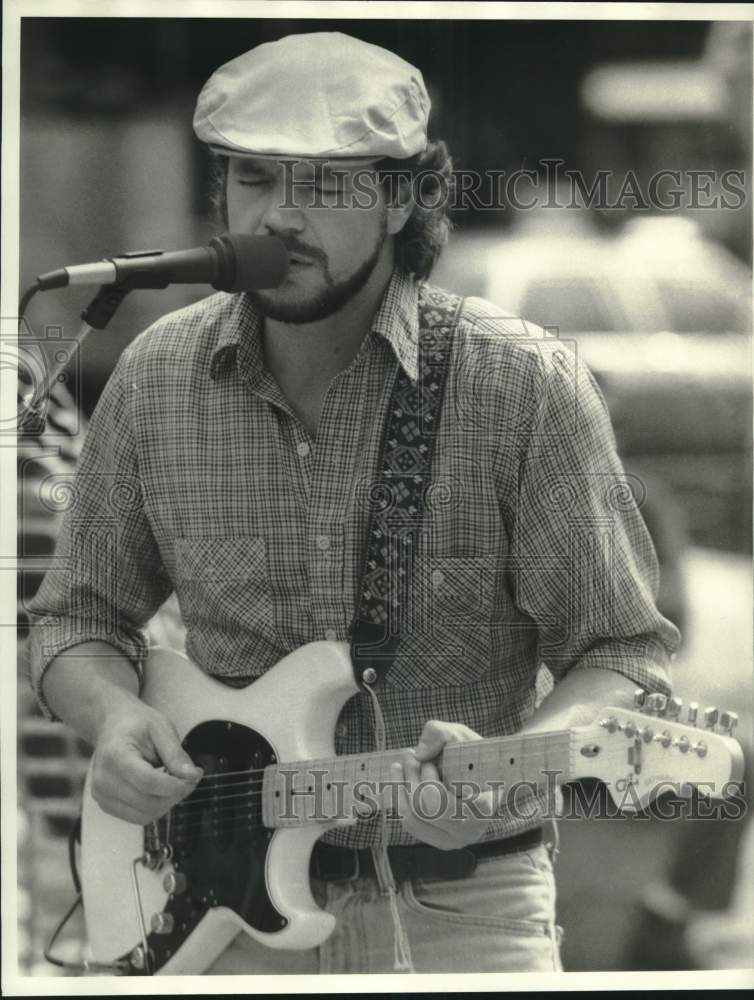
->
[349, 284, 464, 972]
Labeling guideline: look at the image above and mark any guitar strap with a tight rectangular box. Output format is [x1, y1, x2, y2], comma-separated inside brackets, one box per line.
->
[349, 284, 464, 691]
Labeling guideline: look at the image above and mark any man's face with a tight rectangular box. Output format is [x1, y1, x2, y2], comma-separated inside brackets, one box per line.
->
[226, 156, 390, 323]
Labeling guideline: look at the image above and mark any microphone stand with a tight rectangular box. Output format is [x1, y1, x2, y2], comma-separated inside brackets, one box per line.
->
[18, 279, 135, 435]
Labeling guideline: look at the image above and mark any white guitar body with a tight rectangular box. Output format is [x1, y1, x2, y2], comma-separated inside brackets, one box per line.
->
[79, 641, 743, 976]
[81, 641, 358, 974]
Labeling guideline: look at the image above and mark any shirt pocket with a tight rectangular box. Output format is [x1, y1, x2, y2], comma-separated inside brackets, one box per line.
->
[173, 536, 275, 637]
[388, 553, 497, 688]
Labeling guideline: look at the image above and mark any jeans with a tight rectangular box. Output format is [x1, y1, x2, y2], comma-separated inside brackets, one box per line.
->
[206, 843, 563, 974]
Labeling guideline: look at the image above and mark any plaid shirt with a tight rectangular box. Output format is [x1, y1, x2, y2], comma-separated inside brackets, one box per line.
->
[28, 270, 679, 846]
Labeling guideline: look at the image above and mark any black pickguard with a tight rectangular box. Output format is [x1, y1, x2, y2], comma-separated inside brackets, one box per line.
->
[123, 720, 286, 974]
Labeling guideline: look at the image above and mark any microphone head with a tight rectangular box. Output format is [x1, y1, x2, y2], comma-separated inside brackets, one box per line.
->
[210, 233, 289, 292]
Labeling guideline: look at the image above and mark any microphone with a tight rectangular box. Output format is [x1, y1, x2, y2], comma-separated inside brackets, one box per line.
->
[35, 233, 289, 293]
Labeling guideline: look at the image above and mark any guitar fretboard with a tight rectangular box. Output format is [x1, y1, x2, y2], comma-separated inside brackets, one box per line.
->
[262, 731, 572, 828]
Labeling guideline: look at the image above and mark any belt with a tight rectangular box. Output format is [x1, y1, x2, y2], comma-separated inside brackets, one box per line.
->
[310, 826, 544, 883]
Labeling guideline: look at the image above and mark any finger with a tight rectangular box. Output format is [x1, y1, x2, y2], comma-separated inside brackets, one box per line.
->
[402, 750, 422, 785]
[126, 756, 200, 800]
[419, 760, 441, 784]
[415, 720, 450, 761]
[108, 745, 198, 799]
[416, 720, 483, 761]
[148, 717, 203, 781]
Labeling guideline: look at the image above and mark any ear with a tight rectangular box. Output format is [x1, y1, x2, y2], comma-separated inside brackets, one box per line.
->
[385, 174, 414, 236]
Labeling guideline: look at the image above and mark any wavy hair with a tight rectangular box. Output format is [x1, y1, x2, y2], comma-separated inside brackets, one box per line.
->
[376, 140, 454, 280]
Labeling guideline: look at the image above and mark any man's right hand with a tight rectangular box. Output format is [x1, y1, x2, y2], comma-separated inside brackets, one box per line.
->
[90, 700, 203, 826]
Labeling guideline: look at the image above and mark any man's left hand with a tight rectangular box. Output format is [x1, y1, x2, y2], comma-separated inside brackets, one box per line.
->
[381, 719, 497, 850]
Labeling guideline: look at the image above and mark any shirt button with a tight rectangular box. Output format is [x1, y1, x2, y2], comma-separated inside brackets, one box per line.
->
[316, 535, 330, 551]
[432, 569, 445, 586]
[324, 628, 338, 641]
[296, 441, 310, 458]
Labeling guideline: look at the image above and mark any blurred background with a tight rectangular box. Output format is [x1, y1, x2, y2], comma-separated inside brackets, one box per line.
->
[15, 15, 753, 976]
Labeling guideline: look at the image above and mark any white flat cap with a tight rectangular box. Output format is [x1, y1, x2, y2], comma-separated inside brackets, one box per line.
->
[193, 32, 430, 160]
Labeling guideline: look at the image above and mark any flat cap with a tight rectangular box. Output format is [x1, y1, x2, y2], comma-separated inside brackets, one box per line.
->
[193, 32, 430, 160]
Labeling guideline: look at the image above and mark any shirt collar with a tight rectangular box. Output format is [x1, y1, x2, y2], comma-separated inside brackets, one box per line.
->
[209, 293, 263, 383]
[209, 270, 420, 385]
[369, 270, 420, 382]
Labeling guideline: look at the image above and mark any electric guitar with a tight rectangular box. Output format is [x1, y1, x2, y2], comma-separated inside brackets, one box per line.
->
[80, 642, 743, 975]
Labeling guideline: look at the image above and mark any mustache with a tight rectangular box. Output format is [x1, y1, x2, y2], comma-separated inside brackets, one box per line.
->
[278, 237, 328, 267]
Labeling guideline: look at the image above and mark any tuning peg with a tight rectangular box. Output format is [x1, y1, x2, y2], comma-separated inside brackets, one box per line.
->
[646, 693, 668, 716]
[687, 702, 699, 726]
[719, 711, 738, 735]
[703, 707, 719, 730]
[667, 696, 683, 720]
[644, 693, 666, 716]
[633, 689, 647, 711]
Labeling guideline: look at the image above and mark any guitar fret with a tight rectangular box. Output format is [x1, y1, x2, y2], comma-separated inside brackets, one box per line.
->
[263, 733, 573, 828]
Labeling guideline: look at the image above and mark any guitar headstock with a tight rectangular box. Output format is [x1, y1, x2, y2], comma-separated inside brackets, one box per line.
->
[572, 690, 745, 812]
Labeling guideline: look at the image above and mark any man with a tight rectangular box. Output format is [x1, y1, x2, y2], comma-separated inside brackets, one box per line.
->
[28, 32, 679, 974]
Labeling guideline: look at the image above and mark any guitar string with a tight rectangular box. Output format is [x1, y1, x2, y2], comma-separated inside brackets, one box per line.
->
[174, 732, 576, 787]
[170, 735, 675, 810]
[177, 758, 572, 809]
[172, 739, 576, 804]
[164, 777, 674, 835]
[164, 766, 633, 837]
[150, 726, 689, 831]
[173, 723, 697, 797]
[164, 749, 648, 834]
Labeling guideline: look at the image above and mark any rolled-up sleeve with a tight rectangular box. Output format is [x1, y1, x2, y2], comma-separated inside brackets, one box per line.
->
[27, 351, 173, 719]
[510, 341, 680, 696]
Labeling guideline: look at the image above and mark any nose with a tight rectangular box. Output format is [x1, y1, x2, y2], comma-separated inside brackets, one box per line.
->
[259, 172, 306, 237]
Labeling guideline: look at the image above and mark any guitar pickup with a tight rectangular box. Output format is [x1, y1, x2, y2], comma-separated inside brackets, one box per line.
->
[628, 739, 642, 774]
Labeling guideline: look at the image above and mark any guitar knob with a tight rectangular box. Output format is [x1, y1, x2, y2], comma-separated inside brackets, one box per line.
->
[703, 707, 719, 730]
[633, 689, 646, 710]
[150, 912, 174, 935]
[130, 945, 147, 970]
[687, 702, 699, 726]
[163, 871, 188, 895]
[667, 697, 683, 720]
[720, 711, 739, 735]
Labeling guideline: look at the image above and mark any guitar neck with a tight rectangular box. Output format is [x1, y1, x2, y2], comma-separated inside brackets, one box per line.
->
[264, 730, 573, 828]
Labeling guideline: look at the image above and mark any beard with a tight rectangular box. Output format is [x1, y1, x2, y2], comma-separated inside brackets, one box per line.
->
[248, 217, 388, 325]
